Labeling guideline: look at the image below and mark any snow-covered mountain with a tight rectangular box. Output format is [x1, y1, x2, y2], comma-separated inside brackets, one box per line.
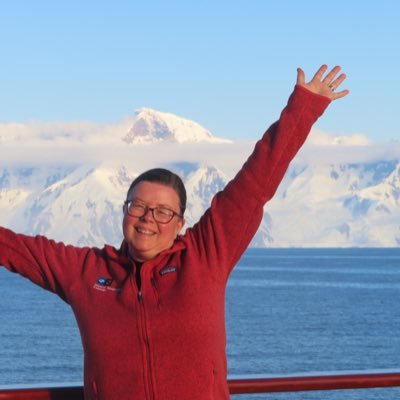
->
[122, 108, 231, 144]
[0, 161, 232, 247]
[1, 108, 400, 248]
[266, 159, 400, 247]
[0, 107, 230, 146]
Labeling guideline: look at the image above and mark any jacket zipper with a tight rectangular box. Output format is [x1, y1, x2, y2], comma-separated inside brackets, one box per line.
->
[138, 290, 143, 304]
[134, 264, 156, 400]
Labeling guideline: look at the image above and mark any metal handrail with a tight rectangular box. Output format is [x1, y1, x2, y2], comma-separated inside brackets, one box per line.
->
[228, 370, 400, 394]
[1, 371, 400, 399]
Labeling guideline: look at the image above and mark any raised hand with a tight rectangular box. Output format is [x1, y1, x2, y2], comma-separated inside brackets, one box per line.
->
[297, 65, 349, 100]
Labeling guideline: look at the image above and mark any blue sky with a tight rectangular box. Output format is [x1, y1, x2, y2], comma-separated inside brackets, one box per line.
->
[0, 0, 399, 141]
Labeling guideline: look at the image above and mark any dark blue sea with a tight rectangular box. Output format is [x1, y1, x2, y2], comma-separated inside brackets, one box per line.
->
[1, 248, 400, 399]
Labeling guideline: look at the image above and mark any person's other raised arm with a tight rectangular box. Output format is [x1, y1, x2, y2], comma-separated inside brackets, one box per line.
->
[0, 226, 95, 302]
[184, 65, 349, 276]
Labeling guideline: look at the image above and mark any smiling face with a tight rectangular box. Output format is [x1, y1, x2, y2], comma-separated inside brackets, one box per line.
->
[122, 181, 185, 262]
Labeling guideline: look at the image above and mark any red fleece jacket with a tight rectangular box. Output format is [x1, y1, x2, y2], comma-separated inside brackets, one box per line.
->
[0, 86, 330, 400]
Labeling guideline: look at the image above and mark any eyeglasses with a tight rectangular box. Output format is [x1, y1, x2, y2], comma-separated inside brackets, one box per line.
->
[124, 200, 183, 224]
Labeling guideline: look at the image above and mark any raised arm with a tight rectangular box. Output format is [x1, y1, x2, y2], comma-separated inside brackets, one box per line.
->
[0, 226, 95, 302]
[184, 65, 348, 277]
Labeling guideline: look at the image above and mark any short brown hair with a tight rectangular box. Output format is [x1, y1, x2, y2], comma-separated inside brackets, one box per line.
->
[126, 168, 187, 215]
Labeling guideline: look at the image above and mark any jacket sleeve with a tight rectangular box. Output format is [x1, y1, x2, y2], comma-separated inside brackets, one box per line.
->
[0, 226, 94, 302]
[183, 85, 331, 278]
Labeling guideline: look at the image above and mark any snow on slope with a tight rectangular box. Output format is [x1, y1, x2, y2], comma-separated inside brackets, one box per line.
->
[1, 107, 400, 248]
[122, 108, 231, 144]
[267, 160, 400, 247]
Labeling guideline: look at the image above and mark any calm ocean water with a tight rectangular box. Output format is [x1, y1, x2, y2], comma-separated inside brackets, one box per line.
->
[1, 248, 400, 399]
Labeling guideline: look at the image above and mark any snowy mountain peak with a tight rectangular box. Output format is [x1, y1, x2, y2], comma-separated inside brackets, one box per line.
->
[122, 108, 231, 144]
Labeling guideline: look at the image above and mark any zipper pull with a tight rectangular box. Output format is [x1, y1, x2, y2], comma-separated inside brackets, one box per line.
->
[138, 290, 143, 304]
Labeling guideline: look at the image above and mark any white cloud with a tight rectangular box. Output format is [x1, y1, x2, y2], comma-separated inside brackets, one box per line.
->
[307, 128, 371, 146]
[296, 128, 400, 165]
[0, 120, 101, 142]
[0, 118, 399, 180]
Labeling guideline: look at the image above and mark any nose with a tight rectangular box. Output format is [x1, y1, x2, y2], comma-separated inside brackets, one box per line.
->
[140, 207, 155, 222]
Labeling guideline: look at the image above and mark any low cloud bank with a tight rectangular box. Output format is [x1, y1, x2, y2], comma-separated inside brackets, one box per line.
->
[0, 119, 399, 179]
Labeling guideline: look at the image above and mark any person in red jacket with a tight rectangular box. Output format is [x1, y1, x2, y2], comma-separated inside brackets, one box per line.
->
[0, 65, 348, 400]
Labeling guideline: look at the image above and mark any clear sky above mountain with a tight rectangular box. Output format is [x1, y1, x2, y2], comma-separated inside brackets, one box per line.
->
[0, 0, 398, 142]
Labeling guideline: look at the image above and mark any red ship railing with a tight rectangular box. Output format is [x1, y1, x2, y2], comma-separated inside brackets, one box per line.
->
[1, 371, 400, 399]
[228, 370, 400, 394]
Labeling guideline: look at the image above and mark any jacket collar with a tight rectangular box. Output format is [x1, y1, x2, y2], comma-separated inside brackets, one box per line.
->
[105, 237, 186, 265]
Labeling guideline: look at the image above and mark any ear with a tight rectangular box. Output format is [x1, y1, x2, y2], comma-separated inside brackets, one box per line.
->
[175, 217, 185, 235]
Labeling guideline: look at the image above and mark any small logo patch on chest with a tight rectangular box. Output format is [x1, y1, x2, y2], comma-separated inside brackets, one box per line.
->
[97, 276, 113, 286]
[159, 266, 177, 276]
[93, 276, 121, 292]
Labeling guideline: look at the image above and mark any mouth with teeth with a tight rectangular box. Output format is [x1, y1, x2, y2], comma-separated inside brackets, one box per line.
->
[136, 226, 156, 236]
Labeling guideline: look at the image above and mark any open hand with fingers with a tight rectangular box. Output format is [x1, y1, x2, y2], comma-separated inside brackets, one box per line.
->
[297, 65, 349, 100]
